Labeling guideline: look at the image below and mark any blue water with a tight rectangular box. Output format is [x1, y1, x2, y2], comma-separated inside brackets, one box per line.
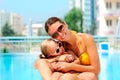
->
[99, 53, 120, 80]
[0, 54, 42, 80]
[0, 53, 120, 80]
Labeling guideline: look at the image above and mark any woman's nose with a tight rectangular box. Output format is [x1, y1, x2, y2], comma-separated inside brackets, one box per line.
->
[58, 32, 62, 36]
[55, 32, 63, 40]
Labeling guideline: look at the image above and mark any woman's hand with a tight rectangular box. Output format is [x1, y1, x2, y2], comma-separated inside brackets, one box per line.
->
[55, 62, 72, 72]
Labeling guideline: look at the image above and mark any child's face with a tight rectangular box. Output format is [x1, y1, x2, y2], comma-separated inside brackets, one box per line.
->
[47, 41, 65, 57]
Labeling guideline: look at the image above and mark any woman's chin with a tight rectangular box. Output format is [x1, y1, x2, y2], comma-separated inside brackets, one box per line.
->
[61, 34, 69, 41]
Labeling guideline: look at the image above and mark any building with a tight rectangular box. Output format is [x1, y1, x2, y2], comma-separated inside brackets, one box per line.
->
[0, 10, 23, 36]
[83, 0, 95, 32]
[69, 0, 83, 9]
[69, 0, 95, 32]
[10, 13, 23, 35]
[0, 10, 10, 35]
[22, 23, 44, 36]
[32, 23, 43, 36]
[97, 0, 120, 36]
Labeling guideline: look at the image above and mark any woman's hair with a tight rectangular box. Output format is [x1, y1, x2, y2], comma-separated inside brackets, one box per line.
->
[45, 17, 64, 33]
[40, 38, 59, 58]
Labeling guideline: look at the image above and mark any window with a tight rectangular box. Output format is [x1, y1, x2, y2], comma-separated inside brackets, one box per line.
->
[116, 2, 120, 9]
[116, 18, 119, 25]
[106, 2, 112, 9]
[106, 19, 112, 26]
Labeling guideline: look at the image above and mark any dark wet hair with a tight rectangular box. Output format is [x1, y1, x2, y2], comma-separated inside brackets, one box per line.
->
[45, 17, 64, 33]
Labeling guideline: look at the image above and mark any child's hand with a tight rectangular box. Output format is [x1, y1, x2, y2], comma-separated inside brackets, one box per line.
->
[65, 55, 75, 63]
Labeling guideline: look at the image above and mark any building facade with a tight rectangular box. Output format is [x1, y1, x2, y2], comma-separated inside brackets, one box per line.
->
[10, 13, 23, 35]
[0, 10, 10, 35]
[97, 0, 120, 36]
[69, 0, 95, 32]
[0, 10, 23, 36]
[22, 23, 44, 36]
[83, 0, 95, 32]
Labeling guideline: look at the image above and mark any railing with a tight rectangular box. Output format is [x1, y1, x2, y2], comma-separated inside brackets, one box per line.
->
[94, 36, 120, 52]
[0, 36, 50, 53]
[1, 36, 120, 80]
[0, 36, 120, 53]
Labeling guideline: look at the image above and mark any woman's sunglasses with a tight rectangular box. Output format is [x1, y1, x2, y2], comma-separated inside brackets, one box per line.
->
[52, 25, 63, 38]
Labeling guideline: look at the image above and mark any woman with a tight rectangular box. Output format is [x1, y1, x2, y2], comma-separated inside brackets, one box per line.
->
[35, 17, 100, 80]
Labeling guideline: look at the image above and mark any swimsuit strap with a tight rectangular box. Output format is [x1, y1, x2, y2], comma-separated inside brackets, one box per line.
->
[71, 30, 90, 65]
[71, 30, 84, 53]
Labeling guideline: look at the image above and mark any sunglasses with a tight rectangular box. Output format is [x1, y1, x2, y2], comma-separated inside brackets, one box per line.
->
[52, 25, 63, 38]
[47, 39, 63, 58]
[55, 42, 62, 53]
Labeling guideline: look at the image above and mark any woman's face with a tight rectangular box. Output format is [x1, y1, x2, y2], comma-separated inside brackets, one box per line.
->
[47, 41, 65, 57]
[48, 21, 69, 41]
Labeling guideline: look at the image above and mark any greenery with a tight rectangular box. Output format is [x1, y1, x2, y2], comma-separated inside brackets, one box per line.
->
[37, 28, 42, 36]
[37, 28, 43, 36]
[2, 47, 8, 53]
[64, 7, 83, 32]
[1, 23, 16, 36]
[37, 28, 49, 36]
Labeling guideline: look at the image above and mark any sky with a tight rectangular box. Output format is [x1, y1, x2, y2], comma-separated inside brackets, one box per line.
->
[0, 0, 69, 24]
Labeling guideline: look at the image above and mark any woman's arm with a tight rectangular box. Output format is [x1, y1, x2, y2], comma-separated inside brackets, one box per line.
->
[82, 34, 100, 75]
[56, 34, 100, 75]
[70, 34, 100, 75]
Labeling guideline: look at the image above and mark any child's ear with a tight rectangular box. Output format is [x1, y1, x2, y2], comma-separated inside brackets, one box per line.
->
[39, 54, 45, 58]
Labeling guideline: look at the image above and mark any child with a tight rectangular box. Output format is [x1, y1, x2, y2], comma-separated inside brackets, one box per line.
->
[38, 38, 80, 80]
[40, 38, 80, 70]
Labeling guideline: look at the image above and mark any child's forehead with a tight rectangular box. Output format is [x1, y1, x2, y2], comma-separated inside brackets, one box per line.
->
[47, 41, 57, 49]
[46, 42, 57, 54]
[50, 40, 58, 45]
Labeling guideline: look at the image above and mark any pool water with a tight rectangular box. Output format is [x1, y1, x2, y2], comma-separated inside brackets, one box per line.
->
[0, 53, 120, 80]
[99, 53, 120, 80]
[0, 54, 42, 80]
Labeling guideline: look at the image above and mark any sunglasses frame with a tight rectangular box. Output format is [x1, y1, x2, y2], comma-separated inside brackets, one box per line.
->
[52, 25, 64, 38]
[47, 38, 63, 58]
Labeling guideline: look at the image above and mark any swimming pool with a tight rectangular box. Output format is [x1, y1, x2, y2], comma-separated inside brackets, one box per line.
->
[0, 53, 42, 80]
[0, 52, 120, 80]
[99, 52, 120, 80]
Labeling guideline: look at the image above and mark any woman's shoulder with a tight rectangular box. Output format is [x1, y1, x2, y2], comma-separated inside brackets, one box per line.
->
[77, 33, 93, 39]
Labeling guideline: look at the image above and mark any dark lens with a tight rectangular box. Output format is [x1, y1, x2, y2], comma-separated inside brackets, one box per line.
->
[58, 25, 63, 32]
[52, 33, 58, 38]
[56, 49, 59, 53]
[59, 43, 62, 47]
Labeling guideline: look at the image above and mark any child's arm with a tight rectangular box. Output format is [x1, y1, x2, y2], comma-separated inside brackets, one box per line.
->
[66, 50, 80, 64]
[34, 59, 53, 80]
[72, 58, 80, 64]
[57, 54, 72, 62]
[56, 50, 79, 63]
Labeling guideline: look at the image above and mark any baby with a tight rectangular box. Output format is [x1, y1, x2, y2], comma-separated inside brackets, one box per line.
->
[40, 38, 80, 71]
[35, 38, 80, 80]
[34, 38, 80, 80]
